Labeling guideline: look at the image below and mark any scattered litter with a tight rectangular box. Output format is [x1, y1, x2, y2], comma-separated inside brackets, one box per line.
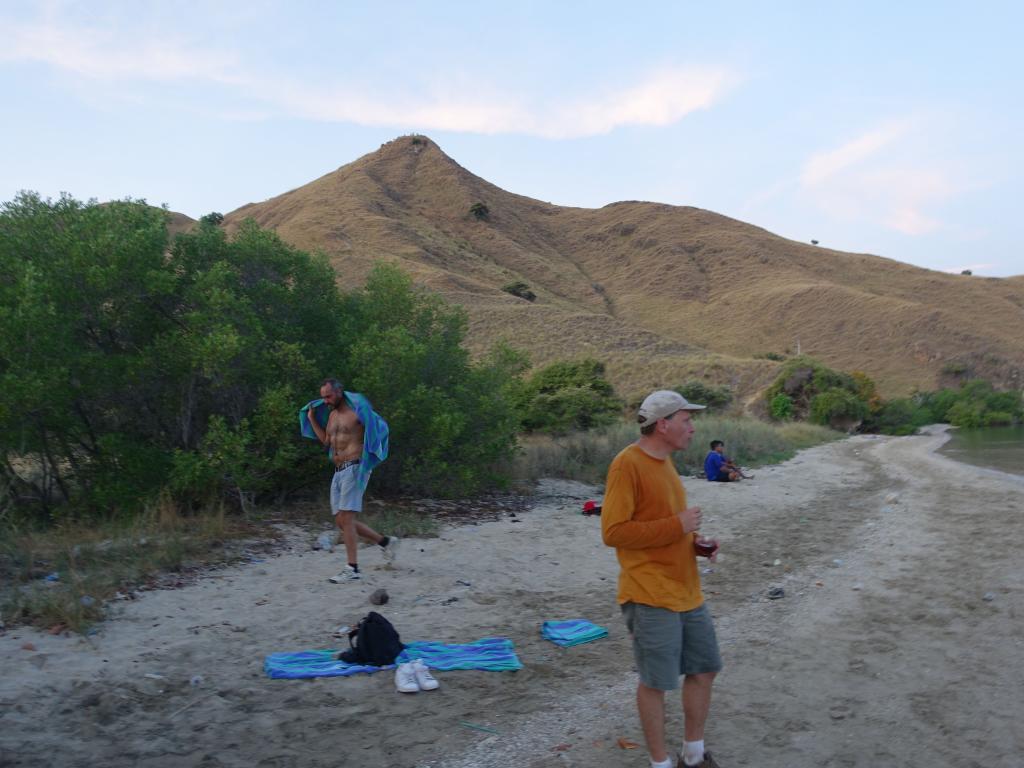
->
[189, 675, 204, 687]
[617, 737, 640, 750]
[369, 589, 389, 606]
[773, 559, 782, 566]
[982, 592, 996, 602]
[851, 583, 863, 591]
[767, 587, 785, 600]
[455, 580, 472, 587]
[44, 572, 60, 582]
[460, 721, 500, 734]
[315, 532, 335, 552]
[21, 643, 37, 651]
[832, 559, 844, 566]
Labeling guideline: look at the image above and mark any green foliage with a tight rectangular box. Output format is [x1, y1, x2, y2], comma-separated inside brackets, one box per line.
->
[755, 352, 787, 361]
[469, 202, 490, 221]
[769, 393, 794, 421]
[809, 388, 868, 428]
[199, 212, 224, 226]
[338, 265, 526, 496]
[864, 380, 1022, 434]
[511, 359, 623, 434]
[0, 195, 526, 519]
[502, 281, 536, 302]
[764, 355, 862, 420]
[675, 381, 732, 409]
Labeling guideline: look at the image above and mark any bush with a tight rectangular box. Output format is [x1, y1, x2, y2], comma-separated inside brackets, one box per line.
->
[0, 195, 526, 519]
[512, 359, 623, 434]
[502, 281, 536, 302]
[764, 355, 860, 420]
[675, 381, 732, 409]
[769, 394, 794, 421]
[469, 202, 490, 221]
[809, 388, 868, 428]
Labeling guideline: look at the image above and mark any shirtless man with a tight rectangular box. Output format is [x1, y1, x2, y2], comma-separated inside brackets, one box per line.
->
[307, 379, 397, 582]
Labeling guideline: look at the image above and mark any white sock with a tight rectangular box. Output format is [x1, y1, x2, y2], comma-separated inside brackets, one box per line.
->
[650, 758, 673, 768]
[682, 739, 705, 765]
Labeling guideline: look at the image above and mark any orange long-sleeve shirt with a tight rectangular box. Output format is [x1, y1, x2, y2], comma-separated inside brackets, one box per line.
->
[601, 444, 704, 612]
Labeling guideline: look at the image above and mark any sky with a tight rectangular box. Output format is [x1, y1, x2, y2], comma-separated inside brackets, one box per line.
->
[2, 1, 1022, 277]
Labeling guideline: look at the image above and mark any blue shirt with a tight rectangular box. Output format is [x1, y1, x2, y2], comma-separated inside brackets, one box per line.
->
[704, 451, 726, 481]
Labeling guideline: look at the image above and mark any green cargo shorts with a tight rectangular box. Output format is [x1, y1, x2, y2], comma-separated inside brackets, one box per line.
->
[621, 602, 723, 690]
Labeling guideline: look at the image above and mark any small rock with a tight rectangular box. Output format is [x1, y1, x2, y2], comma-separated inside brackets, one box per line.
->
[982, 592, 996, 602]
[190, 675, 204, 687]
[832, 559, 844, 566]
[21, 643, 37, 651]
[773, 559, 782, 566]
[369, 588, 389, 606]
[851, 583, 863, 591]
[767, 587, 785, 600]
[884, 492, 899, 504]
[79, 595, 96, 608]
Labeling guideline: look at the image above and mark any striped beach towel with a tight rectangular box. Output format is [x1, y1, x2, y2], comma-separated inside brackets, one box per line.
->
[541, 619, 609, 647]
[264, 637, 521, 679]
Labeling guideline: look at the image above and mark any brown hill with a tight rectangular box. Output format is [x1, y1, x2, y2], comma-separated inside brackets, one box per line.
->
[223, 136, 1024, 400]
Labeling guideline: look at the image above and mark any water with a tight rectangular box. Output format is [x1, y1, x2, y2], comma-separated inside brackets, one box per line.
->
[938, 425, 1024, 477]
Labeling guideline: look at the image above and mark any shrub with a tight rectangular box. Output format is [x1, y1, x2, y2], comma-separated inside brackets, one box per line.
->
[764, 355, 860, 420]
[675, 381, 732, 409]
[769, 394, 794, 421]
[502, 281, 536, 301]
[469, 202, 490, 221]
[512, 359, 623, 434]
[199, 211, 224, 226]
[809, 388, 868, 428]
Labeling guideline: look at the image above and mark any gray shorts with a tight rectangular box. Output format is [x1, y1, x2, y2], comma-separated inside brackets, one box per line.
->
[330, 464, 367, 514]
[621, 602, 723, 690]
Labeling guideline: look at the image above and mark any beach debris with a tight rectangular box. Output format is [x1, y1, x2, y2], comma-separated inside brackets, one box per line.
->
[460, 721, 500, 734]
[773, 559, 782, 566]
[884, 492, 900, 504]
[582, 500, 602, 516]
[190, 675, 205, 687]
[832, 559, 844, 566]
[21, 643, 37, 651]
[79, 595, 96, 608]
[982, 592, 996, 602]
[767, 587, 786, 600]
[144, 673, 166, 680]
[369, 589, 389, 606]
[44, 572, 60, 582]
[851, 583, 863, 591]
[617, 737, 641, 750]
[455, 579, 472, 587]
[552, 744, 572, 752]
[314, 532, 335, 552]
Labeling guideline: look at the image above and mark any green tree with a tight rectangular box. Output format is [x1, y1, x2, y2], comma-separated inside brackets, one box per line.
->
[512, 359, 623, 433]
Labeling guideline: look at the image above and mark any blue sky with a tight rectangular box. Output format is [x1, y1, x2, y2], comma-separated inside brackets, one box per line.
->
[2, 1, 1022, 276]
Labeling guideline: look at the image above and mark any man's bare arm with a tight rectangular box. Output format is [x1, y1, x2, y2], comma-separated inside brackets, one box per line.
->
[308, 407, 329, 446]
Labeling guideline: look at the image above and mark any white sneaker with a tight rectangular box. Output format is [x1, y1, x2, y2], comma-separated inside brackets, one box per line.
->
[328, 565, 361, 583]
[411, 659, 439, 691]
[381, 536, 401, 563]
[395, 662, 420, 693]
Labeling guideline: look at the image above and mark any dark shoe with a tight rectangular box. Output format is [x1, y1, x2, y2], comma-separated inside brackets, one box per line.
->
[680, 752, 720, 768]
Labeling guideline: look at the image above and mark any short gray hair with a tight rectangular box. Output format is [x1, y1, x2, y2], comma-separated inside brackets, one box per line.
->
[321, 378, 344, 394]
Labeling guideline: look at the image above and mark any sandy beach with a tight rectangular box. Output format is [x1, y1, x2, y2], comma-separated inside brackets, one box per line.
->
[1, 427, 1022, 768]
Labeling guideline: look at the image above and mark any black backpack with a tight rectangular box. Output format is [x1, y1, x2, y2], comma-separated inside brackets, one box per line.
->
[338, 612, 404, 666]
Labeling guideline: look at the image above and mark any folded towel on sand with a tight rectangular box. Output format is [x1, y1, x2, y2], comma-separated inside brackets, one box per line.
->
[541, 619, 608, 647]
[264, 638, 522, 679]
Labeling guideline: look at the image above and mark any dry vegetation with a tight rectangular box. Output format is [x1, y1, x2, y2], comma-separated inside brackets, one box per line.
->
[220, 135, 1024, 400]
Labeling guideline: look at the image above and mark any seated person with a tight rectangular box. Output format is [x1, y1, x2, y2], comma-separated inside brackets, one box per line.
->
[704, 440, 741, 482]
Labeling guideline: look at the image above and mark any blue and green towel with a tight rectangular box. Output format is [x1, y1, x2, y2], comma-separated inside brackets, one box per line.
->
[264, 637, 521, 679]
[299, 392, 389, 491]
[541, 619, 608, 647]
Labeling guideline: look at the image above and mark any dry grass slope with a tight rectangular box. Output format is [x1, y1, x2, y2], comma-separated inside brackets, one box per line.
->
[222, 136, 1024, 400]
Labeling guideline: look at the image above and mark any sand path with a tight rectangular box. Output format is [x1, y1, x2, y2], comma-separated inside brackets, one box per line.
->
[1, 427, 1021, 767]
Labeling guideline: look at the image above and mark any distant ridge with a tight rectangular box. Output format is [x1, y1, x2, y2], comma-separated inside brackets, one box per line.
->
[222, 136, 1024, 400]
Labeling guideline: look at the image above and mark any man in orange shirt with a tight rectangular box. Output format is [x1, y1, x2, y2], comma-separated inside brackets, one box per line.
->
[602, 390, 722, 768]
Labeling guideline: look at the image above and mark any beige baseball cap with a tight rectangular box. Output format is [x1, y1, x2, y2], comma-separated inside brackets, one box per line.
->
[637, 389, 706, 426]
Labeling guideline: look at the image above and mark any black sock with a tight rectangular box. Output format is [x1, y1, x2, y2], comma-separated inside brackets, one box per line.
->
[379, 536, 390, 548]
[348, 563, 359, 572]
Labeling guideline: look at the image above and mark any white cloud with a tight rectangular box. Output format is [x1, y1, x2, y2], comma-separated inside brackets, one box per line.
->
[0, 18, 239, 84]
[0, 16, 735, 138]
[799, 121, 959, 236]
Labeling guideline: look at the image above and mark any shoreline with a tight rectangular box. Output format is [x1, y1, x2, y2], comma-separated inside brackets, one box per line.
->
[1, 431, 1022, 767]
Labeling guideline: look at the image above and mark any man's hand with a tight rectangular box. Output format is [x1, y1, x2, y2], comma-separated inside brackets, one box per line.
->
[678, 505, 702, 534]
